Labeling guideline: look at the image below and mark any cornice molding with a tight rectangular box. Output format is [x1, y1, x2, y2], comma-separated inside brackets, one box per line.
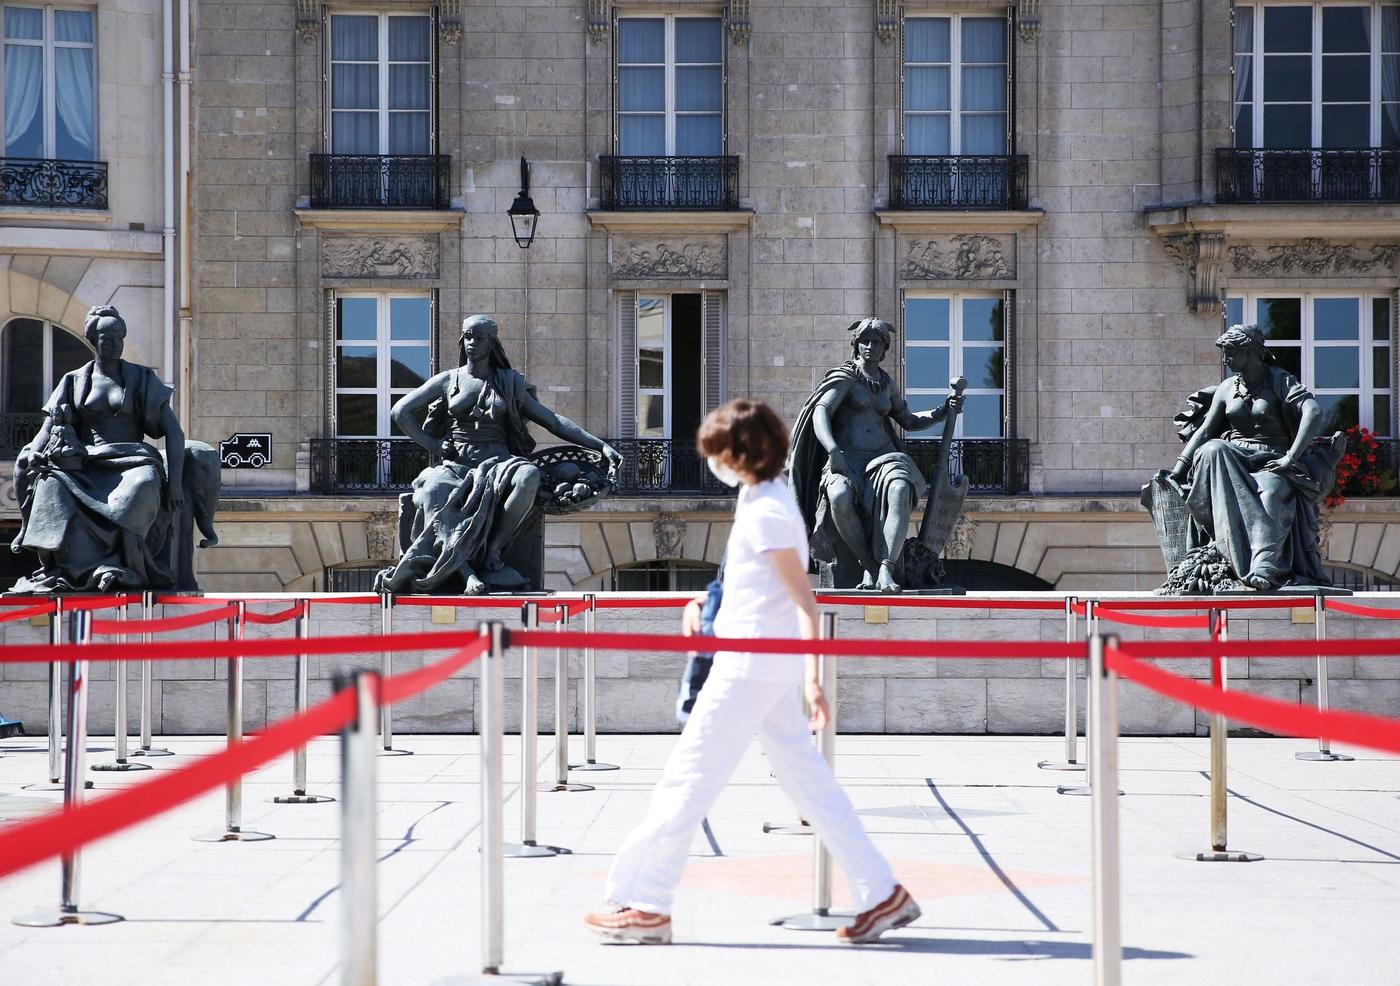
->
[585, 210, 754, 232]
[874, 209, 1044, 233]
[293, 209, 464, 232]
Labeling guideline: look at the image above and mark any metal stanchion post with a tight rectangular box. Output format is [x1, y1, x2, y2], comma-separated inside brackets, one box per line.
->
[275, 600, 334, 804]
[774, 612, 854, 931]
[572, 595, 617, 772]
[1089, 631, 1121, 986]
[379, 592, 411, 757]
[1058, 599, 1098, 796]
[1041, 595, 1085, 772]
[195, 602, 273, 842]
[15, 610, 122, 927]
[1297, 595, 1352, 762]
[131, 590, 172, 758]
[339, 670, 378, 986]
[24, 596, 66, 791]
[505, 602, 558, 858]
[93, 598, 150, 773]
[1196, 611, 1261, 862]
[543, 609, 592, 793]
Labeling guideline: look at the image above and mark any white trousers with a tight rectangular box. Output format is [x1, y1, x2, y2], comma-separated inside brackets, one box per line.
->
[604, 665, 895, 915]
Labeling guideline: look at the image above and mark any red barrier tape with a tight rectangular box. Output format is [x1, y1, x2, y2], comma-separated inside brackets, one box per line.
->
[815, 595, 1065, 611]
[1107, 646, 1400, 758]
[242, 602, 307, 625]
[1092, 607, 1213, 630]
[59, 596, 134, 613]
[392, 595, 574, 609]
[592, 597, 695, 609]
[0, 688, 357, 881]
[512, 628, 1082, 660]
[1081, 597, 1314, 612]
[1325, 598, 1400, 620]
[1101, 638, 1400, 659]
[0, 602, 54, 624]
[0, 628, 484, 664]
[380, 637, 487, 705]
[307, 595, 382, 606]
[91, 603, 238, 636]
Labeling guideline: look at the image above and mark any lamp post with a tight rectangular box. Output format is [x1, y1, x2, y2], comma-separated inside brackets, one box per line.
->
[507, 157, 539, 249]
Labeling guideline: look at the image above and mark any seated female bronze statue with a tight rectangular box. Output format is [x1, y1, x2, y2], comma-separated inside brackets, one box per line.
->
[10, 305, 216, 592]
[376, 315, 622, 595]
[1158, 323, 1345, 591]
[789, 317, 962, 591]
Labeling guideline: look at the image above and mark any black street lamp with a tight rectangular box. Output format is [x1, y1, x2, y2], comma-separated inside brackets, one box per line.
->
[507, 156, 540, 249]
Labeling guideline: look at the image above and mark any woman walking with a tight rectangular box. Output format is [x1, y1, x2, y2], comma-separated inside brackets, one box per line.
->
[584, 399, 919, 946]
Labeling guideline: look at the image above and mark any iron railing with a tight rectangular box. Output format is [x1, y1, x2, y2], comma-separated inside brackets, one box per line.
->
[1215, 147, 1400, 203]
[906, 438, 1030, 494]
[308, 154, 451, 209]
[0, 158, 107, 209]
[0, 412, 45, 459]
[888, 154, 1029, 210]
[309, 439, 434, 493]
[610, 439, 735, 497]
[599, 155, 741, 210]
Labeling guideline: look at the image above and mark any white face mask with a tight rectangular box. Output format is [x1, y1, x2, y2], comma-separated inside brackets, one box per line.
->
[707, 456, 745, 487]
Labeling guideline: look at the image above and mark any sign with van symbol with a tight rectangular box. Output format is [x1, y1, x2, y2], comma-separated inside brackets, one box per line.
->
[220, 433, 272, 469]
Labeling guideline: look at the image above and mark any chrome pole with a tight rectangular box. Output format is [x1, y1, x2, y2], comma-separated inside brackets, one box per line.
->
[14, 610, 121, 926]
[379, 592, 410, 755]
[24, 596, 65, 790]
[131, 591, 170, 758]
[92, 599, 149, 774]
[1197, 611, 1260, 862]
[480, 622, 506, 974]
[339, 670, 378, 986]
[1090, 631, 1121, 986]
[275, 600, 333, 804]
[506, 602, 555, 857]
[1057, 599, 1095, 795]
[1040, 595, 1084, 771]
[1297, 595, 1352, 762]
[545, 609, 592, 793]
[572, 595, 617, 772]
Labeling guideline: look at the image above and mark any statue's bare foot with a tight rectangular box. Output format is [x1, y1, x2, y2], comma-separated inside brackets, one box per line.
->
[857, 571, 878, 591]
[464, 574, 489, 595]
[1242, 573, 1274, 591]
[95, 571, 119, 592]
[876, 562, 902, 594]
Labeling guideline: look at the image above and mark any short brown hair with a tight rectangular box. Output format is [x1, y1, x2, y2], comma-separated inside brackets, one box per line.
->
[696, 399, 788, 482]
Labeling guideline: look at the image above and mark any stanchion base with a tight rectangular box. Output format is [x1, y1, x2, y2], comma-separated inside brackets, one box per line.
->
[91, 761, 152, 772]
[21, 781, 64, 791]
[762, 821, 812, 835]
[379, 747, 414, 757]
[129, 747, 174, 758]
[1057, 785, 1123, 797]
[501, 841, 565, 858]
[1037, 760, 1086, 772]
[538, 781, 595, 793]
[191, 829, 275, 843]
[569, 761, 620, 771]
[472, 970, 564, 985]
[13, 908, 122, 927]
[1195, 849, 1264, 862]
[770, 911, 855, 931]
[1295, 751, 1355, 762]
[270, 793, 336, 804]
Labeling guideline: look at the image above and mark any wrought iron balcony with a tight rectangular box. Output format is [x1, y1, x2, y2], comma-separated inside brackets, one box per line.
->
[0, 412, 45, 459]
[1215, 147, 1400, 203]
[309, 438, 434, 494]
[308, 154, 451, 209]
[599, 155, 740, 210]
[888, 154, 1029, 210]
[906, 438, 1030, 495]
[610, 438, 735, 497]
[0, 158, 107, 209]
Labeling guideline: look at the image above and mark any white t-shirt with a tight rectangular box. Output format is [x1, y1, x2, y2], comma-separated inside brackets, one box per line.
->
[711, 478, 811, 680]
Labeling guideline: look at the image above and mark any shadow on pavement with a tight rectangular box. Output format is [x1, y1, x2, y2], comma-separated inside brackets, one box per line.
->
[678, 937, 1193, 960]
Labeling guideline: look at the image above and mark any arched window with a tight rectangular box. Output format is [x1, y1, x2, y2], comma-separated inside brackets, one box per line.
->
[1323, 563, 1399, 592]
[1, 317, 90, 456]
[610, 560, 718, 592]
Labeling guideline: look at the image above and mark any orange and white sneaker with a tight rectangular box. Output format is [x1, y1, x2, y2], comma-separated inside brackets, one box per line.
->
[583, 906, 673, 944]
[834, 884, 921, 945]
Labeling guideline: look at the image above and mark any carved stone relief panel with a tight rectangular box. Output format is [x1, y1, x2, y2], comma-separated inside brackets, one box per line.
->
[612, 236, 727, 279]
[1228, 239, 1400, 277]
[321, 235, 440, 279]
[900, 234, 1014, 280]
[1161, 231, 1225, 313]
[653, 512, 686, 560]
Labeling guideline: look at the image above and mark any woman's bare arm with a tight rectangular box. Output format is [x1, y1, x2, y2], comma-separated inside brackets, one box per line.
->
[768, 546, 828, 731]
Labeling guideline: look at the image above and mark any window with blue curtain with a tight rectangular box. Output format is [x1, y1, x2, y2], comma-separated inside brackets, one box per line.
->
[3, 5, 95, 161]
[903, 15, 1006, 156]
[330, 12, 431, 155]
[617, 15, 722, 156]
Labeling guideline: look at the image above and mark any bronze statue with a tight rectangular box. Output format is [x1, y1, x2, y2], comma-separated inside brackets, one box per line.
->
[9, 306, 220, 593]
[1143, 323, 1346, 594]
[376, 315, 622, 595]
[789, 317, 964, 591]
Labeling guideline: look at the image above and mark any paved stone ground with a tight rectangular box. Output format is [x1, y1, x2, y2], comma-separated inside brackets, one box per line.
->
[0, 732, 1397, 985]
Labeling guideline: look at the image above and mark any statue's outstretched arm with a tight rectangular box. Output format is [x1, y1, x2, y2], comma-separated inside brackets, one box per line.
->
[520, 390, 622, 472]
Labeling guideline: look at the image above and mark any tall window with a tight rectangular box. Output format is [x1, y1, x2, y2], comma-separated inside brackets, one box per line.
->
[635, 293, 706, 439]
[903, 15, 1007, 155]
[1, 316, 88, 413]
[904, 293, 1006, 438]
[3, 5, 95, 161]
[333, 293, 432, 438]
[1233, 4, 1400, 148]
[616, 16, 723, 156]
[329, 12, 431, 155]
[1224, 293, 1393, 434]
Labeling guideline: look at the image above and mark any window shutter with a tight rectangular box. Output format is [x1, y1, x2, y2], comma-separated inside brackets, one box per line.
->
[618, 289, 638, 437]
[611, 7, 619, 153]
[1005, 13, 1015, 155]
[1002, 288, 1014, 442]
[325, 290, 337, 438]
[702, 290, 725, 415]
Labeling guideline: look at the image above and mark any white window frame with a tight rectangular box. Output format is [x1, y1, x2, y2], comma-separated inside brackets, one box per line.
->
[636, 293, 672, 438]
[332, 291, 433, 439]
[615, 13, 724, 156]
[1, 4, 97, 160]
[327, 10, 434, 155]
[0, 316, 90, 410]
[901, 12, 1008, 155]
[1225, 290, 1393, 433]
[1234, 2, 1400, 148]
[903, 291, 1006, 439]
